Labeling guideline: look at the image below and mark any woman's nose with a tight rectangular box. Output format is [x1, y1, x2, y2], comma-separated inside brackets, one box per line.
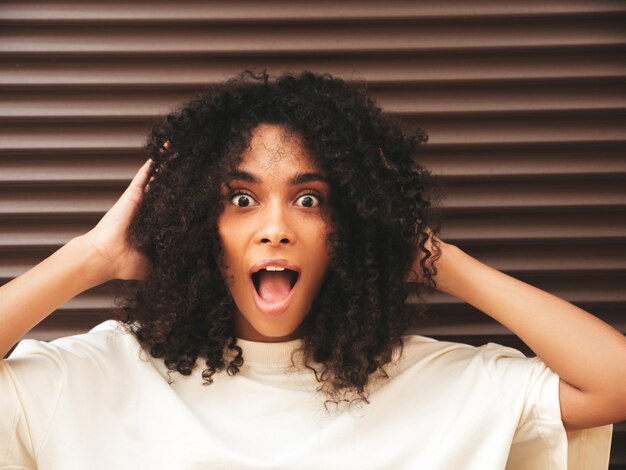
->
[255, 203, 296, 246]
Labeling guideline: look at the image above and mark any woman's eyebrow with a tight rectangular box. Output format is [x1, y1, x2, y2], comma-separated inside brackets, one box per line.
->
[290, 171, 329, 185]
[226, 170, 259, 184]
[227, 170, 328, 186]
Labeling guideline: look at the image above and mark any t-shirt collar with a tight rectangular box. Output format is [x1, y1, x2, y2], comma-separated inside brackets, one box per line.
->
[232, 337, 306, 368]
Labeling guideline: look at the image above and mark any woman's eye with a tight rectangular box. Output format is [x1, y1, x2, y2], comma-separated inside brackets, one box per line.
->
[296, 193, 321, 208]
[228, 191, 321, 208]
[230, 193, 257, 207]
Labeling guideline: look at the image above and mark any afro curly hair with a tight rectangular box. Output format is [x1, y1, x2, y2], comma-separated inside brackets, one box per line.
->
[113, 69, 445, 410]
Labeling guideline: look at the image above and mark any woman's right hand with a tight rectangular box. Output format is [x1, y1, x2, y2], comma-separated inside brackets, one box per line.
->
[80, 159, 155, 283]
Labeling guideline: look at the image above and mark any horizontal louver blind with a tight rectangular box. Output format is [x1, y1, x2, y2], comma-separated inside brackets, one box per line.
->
[1, 1, 624, 465]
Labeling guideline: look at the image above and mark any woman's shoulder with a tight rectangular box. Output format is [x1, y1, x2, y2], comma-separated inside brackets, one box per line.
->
[6, 319, 147, 374]
[393, 333, 530, 379]
[400, 333, 526, 361]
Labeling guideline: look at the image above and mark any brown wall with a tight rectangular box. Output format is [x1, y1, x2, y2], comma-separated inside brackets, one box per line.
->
[1, 1, 625, 465]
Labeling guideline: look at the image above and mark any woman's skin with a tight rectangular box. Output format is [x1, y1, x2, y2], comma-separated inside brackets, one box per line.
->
[0, 124, 624, 435]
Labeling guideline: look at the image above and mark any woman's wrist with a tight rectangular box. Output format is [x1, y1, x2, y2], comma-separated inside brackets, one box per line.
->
[431, 241, 463, 296]
[70, 235, 116, 289]
[409, 235, 462, 295]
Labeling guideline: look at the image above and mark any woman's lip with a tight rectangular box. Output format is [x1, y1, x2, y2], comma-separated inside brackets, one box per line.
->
[250, 275, 299, 317]
[249, 258, 301, 276]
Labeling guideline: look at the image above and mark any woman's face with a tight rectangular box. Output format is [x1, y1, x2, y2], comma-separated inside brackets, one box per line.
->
[217, 123, 333, 342]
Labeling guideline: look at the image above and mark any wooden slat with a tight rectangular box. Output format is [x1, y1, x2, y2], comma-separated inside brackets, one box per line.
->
[0, 155, 142, 183]
[0, 219, 96, 248]
[419, 144, 626, 177]
[2, 52, 626, 87]
[2, 81, 626, 119]
[1, 18, 625, 57]
[2, 0, 626, 23]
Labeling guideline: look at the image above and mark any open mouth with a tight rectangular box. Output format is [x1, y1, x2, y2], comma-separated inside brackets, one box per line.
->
[251, 268, 299, 303]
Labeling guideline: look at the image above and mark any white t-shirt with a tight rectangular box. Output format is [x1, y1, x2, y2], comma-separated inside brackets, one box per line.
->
[0, 320, 612, 469]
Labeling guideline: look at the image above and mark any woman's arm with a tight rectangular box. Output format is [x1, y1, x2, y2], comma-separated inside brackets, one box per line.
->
[0, 159, 154, 358]
[0, 236, 109, 358]
[428, 240, 626, 432]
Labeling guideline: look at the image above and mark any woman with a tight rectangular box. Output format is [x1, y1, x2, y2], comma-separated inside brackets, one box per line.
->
[0, 70, 621, 469]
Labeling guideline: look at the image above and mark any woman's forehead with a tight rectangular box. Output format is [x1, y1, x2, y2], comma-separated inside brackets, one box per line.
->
[236, 123, 324, 178]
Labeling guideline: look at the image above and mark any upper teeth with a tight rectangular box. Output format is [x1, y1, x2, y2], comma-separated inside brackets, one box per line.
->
[264, 266, 285, 271]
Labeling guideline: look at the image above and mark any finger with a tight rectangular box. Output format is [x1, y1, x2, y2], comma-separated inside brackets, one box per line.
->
[121, 158, 153, 199]
[144, 176, 156, 194]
